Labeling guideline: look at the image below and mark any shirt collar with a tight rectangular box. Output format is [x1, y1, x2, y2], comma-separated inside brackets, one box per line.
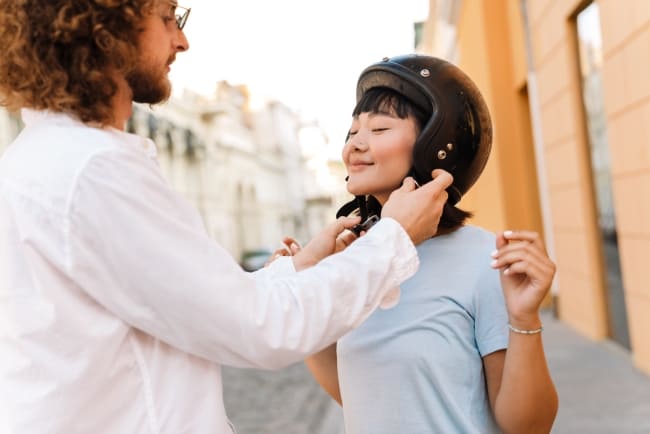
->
[21, 109, 158, 159]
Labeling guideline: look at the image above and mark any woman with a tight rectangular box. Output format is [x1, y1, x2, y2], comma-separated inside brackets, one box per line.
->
[293, 54, 558, 433]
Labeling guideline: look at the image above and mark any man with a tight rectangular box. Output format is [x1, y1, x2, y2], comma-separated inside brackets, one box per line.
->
[0, 1, 452, 432]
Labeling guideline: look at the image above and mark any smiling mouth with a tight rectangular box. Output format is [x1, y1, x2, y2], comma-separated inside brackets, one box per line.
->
[348, 163, 374, 173]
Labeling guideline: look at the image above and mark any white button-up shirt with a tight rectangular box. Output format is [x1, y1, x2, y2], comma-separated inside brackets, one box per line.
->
[0, 110, 419, 433]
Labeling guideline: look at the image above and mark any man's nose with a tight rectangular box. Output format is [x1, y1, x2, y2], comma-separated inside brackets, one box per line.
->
[175, 29, 190, 52]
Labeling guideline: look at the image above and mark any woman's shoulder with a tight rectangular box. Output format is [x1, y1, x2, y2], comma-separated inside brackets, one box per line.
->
[418, 225, 495, 260]
[457, 224, 496, 241]
[434, 224, 495, 245]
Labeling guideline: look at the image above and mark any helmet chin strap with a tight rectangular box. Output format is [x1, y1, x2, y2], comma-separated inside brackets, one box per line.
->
[356, 195, 368, 221]
[335, 176, 381, 235]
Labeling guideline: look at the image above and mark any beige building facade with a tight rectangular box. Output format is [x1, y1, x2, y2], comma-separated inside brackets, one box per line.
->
[0, 83, 346, 267]
[421, 0, 650, 375]
[127, 83, 346, 263]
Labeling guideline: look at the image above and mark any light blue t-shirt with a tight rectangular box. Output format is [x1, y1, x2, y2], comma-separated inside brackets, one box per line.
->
[337, 225, 508, 434]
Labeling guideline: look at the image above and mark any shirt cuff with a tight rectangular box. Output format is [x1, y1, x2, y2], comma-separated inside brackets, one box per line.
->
[266, 255, 296, 276]
[370, 217, 419, 288]
[250, 256, 296, 287]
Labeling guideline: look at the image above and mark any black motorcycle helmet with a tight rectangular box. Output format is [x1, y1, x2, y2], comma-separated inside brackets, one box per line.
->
[337, 54, 492, 234]
[356, 54, 492, 205]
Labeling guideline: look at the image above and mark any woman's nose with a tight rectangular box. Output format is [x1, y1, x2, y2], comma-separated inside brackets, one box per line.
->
[348, 133, 368, 151]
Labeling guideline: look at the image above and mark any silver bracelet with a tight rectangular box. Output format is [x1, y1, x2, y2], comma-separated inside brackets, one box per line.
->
[508, 323, 544, 334]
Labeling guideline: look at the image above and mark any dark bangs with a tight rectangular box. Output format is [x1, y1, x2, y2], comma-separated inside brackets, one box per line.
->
[352, 87, 428, 130]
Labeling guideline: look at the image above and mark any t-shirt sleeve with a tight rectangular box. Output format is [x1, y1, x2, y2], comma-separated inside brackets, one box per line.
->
[474, 264, 509, 357]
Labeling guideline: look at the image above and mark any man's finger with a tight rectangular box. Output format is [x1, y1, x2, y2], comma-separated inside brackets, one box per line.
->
[414, 169, 453, 198]
[429, 169, 454, 190]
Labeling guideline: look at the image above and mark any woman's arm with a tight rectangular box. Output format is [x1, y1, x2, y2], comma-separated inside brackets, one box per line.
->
[305, 344, 342, 405]
[484, 331, 557, 433]
[486, 230, 559, 434]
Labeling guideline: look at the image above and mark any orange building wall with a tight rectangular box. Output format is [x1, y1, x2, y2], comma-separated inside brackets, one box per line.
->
[598, 0, 650, 374]
[424, 0, 650, 375]
[454, 0, 507, 232]
[455, 0, 545, 247]
[529, 0, 610, 340]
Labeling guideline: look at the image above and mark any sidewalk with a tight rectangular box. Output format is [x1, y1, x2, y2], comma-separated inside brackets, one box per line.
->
[542, 310, 650, 433]
[222, 362, 343, 434]
[222, 310, 650, 434]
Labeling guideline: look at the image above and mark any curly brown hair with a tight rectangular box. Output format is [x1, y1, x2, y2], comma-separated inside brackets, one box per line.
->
[0, 0, 157, 125]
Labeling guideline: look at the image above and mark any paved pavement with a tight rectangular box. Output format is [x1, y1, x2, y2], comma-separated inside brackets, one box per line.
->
[222, 310, 650, 434]
[222, 362, 343, 434]
[543, 311, 650, 434]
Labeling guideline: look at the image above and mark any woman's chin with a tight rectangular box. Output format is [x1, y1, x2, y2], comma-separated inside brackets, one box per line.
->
[346, 183, 369, 196]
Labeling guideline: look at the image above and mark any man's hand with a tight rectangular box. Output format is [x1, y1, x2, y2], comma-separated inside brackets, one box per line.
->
[381, 169, 453, 245]
[264, 217, 361, 271]
[292, 216, 361, 270]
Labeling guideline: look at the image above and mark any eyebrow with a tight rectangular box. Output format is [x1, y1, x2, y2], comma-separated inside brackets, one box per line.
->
[352, 112, 397, 123]
[367, 111, 398, 119]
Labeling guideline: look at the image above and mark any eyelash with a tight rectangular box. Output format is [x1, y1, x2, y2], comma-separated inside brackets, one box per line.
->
[347, 127, 389, 139]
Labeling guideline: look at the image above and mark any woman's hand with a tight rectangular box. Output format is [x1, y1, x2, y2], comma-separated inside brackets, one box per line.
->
[490, 230, 556, 328]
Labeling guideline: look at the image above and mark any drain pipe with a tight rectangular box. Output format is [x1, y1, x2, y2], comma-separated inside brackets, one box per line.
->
[520, 0, 560, 306]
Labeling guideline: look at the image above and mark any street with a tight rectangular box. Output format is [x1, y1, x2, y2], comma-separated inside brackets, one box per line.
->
[223, 363, 343, 434]
[223, 310, 650, 434]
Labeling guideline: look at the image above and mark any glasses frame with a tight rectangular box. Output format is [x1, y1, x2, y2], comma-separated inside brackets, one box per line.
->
[174, 4, 191, 30]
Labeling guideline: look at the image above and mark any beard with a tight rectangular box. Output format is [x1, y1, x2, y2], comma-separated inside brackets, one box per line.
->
[126, 61, 171, 105]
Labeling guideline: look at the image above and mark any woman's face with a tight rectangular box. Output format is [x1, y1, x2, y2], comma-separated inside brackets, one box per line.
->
[342, 109, 418, 205]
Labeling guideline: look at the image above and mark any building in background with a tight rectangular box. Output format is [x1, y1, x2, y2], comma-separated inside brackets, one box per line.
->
[0, 81, 347, 268]
[419, 0, 650, 375]
[128, 81, 347, 265]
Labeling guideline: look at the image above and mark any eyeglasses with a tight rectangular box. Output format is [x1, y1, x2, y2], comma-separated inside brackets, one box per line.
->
[174, 4, 191, 30]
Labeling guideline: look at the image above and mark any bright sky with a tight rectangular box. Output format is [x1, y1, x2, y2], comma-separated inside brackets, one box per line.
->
[169, 0, 429, 158]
